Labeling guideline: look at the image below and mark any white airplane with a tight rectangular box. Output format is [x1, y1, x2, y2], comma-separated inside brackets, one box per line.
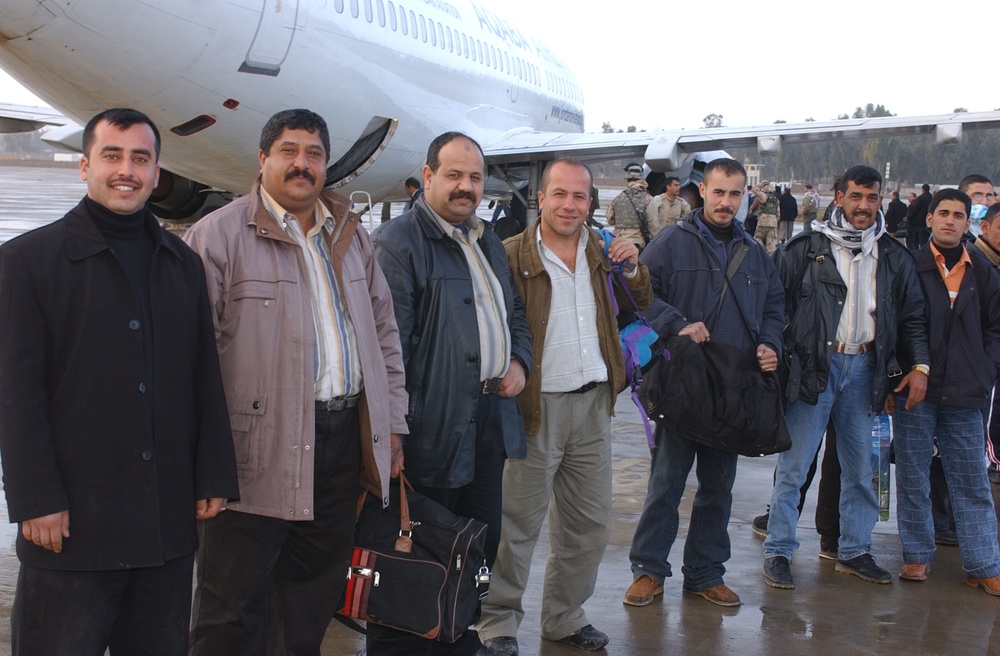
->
[2, 0, 1000, 222]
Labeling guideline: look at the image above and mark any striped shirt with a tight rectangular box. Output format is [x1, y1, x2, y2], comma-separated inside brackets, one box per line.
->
[930, 242, 971, 307]
[536, 227, 607, 392]
[427, 204, 510, 381]
[260, 187, 363, 399]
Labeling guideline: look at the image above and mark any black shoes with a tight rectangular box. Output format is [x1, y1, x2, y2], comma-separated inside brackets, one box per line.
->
[482, 636, 519, 656]
[819, 537, 839, 560]
[752, 512, 769, 538]
[835, 553, 892, 584]
[935, 529, 959, 547]
[556, 625, 609, 651]
[763, 556, 795, 589]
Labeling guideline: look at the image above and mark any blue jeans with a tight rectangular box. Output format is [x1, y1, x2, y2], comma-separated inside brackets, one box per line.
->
[629, 425, 739, 591]
[894, 400, 1000, 578]
[764, 351, 878, 560]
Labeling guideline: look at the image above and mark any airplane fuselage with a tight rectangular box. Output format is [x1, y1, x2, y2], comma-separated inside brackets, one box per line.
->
[0, 0, 585, 199]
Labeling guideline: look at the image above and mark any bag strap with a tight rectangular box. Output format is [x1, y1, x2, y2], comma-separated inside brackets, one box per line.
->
[355, 473, 415, 554]
[711, 241, 749, 332]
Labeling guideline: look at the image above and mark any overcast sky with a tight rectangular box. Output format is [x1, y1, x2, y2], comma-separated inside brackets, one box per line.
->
[1, 0, 995, 133]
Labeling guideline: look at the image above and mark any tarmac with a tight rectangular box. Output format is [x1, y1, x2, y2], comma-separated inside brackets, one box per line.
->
[0, 166, 998, 655]
[316, 393, 1000, 656]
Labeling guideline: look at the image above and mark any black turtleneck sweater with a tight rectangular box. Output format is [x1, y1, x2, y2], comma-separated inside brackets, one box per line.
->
[932, 240, 965, 271]
[86, 196, 157, 424]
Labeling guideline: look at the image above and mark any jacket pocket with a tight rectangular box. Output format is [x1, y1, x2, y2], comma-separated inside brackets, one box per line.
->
[228, 391, 267, 479]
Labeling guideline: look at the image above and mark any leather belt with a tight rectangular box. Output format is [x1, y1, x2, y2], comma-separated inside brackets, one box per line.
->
[480, 378, 502, 394]
[832, 341, 875, 355]
[568, 381, 601, 394]
[316, 393, 362, 412]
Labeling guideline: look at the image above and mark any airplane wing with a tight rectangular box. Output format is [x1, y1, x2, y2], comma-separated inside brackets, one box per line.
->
[482, 111, 1000, 173]
[0, 102, 72, 132]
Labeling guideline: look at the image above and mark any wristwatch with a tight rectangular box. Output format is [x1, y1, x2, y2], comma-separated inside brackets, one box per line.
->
[911, 364, 930, 376]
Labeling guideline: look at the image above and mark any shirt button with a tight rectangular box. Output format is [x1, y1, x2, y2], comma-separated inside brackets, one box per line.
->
[253, 401, 261, 409]
[128, 320, 140, 330]
[373, 435, 379, 443]
[464, 297, 473, 304]
[138, 383, 146, 393]
[260, 228, 270, 235]
[304, 444, 311, 451]
[141, 450, 153, 461]
[468, 355, 478, 363]
[303, 509, 310, 515]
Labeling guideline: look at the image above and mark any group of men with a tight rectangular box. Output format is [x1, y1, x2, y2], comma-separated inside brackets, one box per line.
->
[2, 104, 1000, 656]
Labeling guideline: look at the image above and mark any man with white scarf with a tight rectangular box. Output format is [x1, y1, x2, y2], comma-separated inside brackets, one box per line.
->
[761, 165, 931, 589]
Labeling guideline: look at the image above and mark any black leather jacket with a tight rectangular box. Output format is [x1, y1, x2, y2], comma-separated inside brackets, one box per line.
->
[373, 199, 532, 488]
[774, 231, 929, 409]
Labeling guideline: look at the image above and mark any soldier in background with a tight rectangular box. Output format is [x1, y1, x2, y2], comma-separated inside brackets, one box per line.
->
[648, 176, 691, 239]
[752, 181, 781, 253]
[606, 162, 652, 250]
[799, 184, 820, 233]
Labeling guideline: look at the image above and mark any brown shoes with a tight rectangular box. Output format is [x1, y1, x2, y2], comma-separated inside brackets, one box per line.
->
[623, 574, 664, 607]
[966, 574, 1000, 596]
[685, 584, 741, 607]
[899, 563, 930, 581]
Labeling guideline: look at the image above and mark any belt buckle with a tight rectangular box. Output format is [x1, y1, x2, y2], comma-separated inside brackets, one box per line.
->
[480, 378, 501, 394]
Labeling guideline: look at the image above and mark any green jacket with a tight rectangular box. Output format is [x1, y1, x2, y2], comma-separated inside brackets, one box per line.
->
[505, 224, 653, 435]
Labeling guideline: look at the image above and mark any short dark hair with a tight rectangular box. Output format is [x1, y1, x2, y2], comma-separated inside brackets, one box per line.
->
[958, 173, 993, 193]
[928, 188, 971, 218]
[82, 108, 161, 161]
[665, 176, 680, 186]
[426, 132, 485, 173]
[540, 158, 593, 193]
[404, 177, 421, 190]
[804, 184, 813, 190]
[922, 183, 931, 193]
[259, 109, 330, 162]
[703, 158, 747, 183]
[891, 192, 899, 199]
[984, 203, 1000, 224]
[841, 165, 882, 191]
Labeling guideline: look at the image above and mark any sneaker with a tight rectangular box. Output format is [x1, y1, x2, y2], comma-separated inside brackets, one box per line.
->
[554, 625, 609, 651]
[818, 538, 839, 560]
[482, 636, 519, 656]
[752, 512, 769, 538]
[623, 574, 664, 607]
[835, 553, 892, 584]
[763, 556, 795, 589]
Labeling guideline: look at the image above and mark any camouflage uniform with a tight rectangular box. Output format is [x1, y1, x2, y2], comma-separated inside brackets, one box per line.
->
[607, 180, 652, 250]
[799, 189, 820, 233]
[753, 183, 780, 254]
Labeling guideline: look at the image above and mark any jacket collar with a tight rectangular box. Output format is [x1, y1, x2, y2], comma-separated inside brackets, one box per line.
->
[514, 222, 611, 279]
[246, 177, 359, 247]
[63, 197, 182, 262]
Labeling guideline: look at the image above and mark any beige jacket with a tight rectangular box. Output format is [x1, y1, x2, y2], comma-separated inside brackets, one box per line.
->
[184, 180, 408, 516]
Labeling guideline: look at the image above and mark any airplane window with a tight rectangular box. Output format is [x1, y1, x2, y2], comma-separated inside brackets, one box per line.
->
[376, 0, 385, 26]
[489, 45, 496, 69]
[462, 33, 468, 58]
[350, 0, 359, 19]
[364, 0, 373, 22]
[428, 18, 436, 46]
[515, 58, 521, 80]
[437, 23, 444, 49]
[399, 5, 407, 34]
[387, 1, 395, 29]
[446, 26, 453, 52]
[476, 40, 482, 63]
[419, 15, 426, 43]
[335, 0, 344, 12]
[409, 10, 417, 39]
[503, 51, 509, 73]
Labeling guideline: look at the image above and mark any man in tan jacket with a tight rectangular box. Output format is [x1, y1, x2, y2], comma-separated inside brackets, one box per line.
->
[184, 109, 408, 656]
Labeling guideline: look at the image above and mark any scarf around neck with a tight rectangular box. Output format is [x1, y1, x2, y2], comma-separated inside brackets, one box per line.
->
[815, 206, 887, 255]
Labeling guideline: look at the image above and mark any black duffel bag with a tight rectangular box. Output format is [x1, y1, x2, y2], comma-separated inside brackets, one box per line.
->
[338, 473, 491, 642]
[640, 335, 791, 457]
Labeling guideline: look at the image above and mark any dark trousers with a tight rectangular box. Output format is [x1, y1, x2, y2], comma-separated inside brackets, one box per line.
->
[366, 392, 505, 656]
[189, 407, 361, 656]
[12, 554, 194, 656]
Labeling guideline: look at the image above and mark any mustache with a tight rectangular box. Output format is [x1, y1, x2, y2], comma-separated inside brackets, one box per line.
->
[449, 190, 477, 202]
[284, 167, 316, 183]
[110, 177, 139, 186]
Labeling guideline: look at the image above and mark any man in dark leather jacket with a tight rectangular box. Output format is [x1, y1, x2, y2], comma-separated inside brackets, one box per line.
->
[763, 165, 930, 590]
[371, 132, 532, 656]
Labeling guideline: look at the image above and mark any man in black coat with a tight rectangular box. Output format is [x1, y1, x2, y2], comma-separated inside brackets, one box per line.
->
[0, 108, 238, 656]
[885, 191, 908, 236]
[906, 183, 933, 250]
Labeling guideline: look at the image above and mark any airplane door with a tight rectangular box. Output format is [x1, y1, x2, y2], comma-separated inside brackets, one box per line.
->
[239, 0, 299, 76]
